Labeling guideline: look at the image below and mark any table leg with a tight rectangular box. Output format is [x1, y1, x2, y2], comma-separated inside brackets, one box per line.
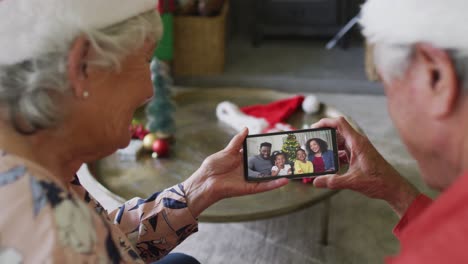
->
[320, 197, 332, 246]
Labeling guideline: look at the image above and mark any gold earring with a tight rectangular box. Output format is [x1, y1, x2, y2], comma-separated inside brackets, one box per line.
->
[83, 91, 89, 99]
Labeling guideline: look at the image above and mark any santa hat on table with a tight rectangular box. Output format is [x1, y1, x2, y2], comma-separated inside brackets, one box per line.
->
[0, 0, 160, 66]
[216, 95, 320, 134]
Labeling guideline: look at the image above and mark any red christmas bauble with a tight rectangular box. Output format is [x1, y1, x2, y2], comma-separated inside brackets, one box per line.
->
[130, 124, 149, 140]
[152, 139, 170, 157]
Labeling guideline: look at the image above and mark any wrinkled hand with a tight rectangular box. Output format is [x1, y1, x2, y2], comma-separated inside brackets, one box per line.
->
[311, 117, 420, 217]
[183, 128, 289, 217]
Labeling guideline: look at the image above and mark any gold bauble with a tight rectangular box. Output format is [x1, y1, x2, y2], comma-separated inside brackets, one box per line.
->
[142, 133, 157, 151]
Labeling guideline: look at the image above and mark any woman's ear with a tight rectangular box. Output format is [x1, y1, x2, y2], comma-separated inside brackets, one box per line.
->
[414, 43, 460, 118]
[67, 35, 91, 98]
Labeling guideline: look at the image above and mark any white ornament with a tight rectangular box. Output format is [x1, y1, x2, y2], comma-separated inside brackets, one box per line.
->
[302, 95, 321, 114]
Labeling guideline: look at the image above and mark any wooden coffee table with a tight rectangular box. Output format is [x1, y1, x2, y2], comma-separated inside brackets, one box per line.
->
[88, 88, 355, 245]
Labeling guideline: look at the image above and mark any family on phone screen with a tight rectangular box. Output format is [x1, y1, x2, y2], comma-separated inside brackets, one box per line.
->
[247, 138, 335, 177]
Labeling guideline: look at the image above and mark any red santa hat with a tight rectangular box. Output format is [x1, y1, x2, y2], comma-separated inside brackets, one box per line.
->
[0, 0, 159, 65]
[216, 94, 320, 134]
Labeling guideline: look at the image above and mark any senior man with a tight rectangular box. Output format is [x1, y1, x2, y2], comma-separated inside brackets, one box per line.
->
[312, 0, 468, 263]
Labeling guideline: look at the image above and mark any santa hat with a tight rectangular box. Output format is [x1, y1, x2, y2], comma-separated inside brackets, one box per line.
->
[0, 0, 159, 65]
[216, 95, 320, 134]
[360, 0, 468, 53]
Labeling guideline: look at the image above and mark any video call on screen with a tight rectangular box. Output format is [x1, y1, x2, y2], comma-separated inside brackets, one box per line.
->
[246, 129, 336, 178]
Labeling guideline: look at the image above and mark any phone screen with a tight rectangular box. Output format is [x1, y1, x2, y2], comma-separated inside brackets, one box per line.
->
[243, 127, 339, 181]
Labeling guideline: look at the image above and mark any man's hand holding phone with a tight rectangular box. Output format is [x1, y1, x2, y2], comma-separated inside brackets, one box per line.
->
[310, 117, 420, 217]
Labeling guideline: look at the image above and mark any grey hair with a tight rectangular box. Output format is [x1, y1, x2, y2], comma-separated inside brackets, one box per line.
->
[373, 43, 468, 91]
[0, 10, 162, 134]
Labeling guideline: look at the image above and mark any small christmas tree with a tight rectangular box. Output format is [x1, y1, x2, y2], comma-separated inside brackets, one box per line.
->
[145, 58, 176, 136]
[282, 134, 301, 162]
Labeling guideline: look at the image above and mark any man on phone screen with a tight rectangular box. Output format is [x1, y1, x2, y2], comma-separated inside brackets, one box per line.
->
[247, 142, 272, 177]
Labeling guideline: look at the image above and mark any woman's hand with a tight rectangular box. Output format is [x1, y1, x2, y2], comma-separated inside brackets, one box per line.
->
[183, 128, 289, 218]
[311, 117, 420, 217]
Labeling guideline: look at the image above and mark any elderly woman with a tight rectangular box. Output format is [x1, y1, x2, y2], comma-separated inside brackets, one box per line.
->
[0, 1, 288, 263]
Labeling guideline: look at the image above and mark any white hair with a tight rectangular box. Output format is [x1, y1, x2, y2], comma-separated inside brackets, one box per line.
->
[372, 43, 468, 90]
[0, 10, 162, 134]
[372, 44, 413, 82]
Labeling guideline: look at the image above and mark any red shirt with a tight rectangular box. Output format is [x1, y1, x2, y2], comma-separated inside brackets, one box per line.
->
[387, 172, 468, 263]
[312, 156, 325, 172]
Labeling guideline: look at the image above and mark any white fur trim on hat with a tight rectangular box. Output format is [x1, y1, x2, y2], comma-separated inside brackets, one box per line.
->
[0, 0, 157, 65]
[216, 101, 269, 135]
[360, 0, 468, 52]
[302, 95, 320, 114]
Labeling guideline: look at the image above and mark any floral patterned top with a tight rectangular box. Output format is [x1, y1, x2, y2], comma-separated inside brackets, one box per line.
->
[0, 151, 198, 263]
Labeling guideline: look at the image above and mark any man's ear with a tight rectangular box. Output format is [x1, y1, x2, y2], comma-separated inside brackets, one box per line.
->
[414, 43, 460, 118]
[67, 35, 90, 98]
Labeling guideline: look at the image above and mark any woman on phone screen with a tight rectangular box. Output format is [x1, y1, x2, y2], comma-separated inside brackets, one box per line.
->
[306, 138, 335, 172]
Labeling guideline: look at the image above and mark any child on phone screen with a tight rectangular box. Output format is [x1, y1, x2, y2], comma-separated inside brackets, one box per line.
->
[271, 152, 292, 176]
[294, 148, 314, 174]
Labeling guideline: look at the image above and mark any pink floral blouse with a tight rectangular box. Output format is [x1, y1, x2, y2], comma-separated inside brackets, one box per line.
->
[0, 151, 198, 263]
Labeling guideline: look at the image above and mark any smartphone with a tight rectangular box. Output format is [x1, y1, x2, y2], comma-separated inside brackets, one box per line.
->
[243, 127, 339, 181]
